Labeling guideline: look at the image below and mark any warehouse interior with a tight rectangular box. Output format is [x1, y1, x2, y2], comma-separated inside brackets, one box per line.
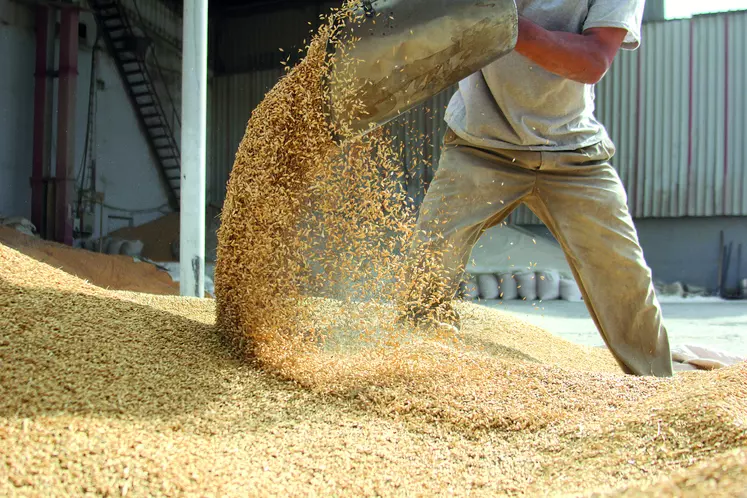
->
[1, 0, 746, 295]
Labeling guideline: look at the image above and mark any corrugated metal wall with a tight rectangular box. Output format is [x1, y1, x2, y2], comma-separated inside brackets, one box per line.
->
[597, 10, 747, 219]
[597, 18, 692, 219]
[212, 3, 338, 74]
[384, 88, 454, 207]
[727, 12, 747, 216]
[207, 10, 747, 222]
[207, 69, 283, 205]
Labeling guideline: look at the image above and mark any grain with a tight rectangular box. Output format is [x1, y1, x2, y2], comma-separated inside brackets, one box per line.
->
[108, 212, 180, 262]
[0, 226, 178, 295]
[2, 2, 745, 495]
[213, 1, 470, 393]
[2, 237, 746, 496]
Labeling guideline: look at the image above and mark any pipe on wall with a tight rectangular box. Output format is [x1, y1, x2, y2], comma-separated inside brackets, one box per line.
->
[54, 7, 80, 245]
[31, 6, 51, 235]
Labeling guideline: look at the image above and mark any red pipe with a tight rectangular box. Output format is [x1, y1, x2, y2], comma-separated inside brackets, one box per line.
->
[54, 7, 79, 245]
[31, 6, 50, 234]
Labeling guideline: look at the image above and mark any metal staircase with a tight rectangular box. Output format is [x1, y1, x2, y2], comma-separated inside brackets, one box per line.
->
[91, 0, 182, 209]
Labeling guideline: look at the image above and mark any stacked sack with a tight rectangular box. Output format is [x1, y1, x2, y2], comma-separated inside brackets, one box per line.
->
[463, 270, 583, 302]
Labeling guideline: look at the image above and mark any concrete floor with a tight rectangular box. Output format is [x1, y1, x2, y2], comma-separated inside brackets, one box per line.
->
[481, 300, 747, 357]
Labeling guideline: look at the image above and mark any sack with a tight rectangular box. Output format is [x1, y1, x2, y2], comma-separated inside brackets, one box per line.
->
[462, 277, 480, 300]
[514, 271, 537, 301]
[536, 270, 561, 300]
[477, 274, 500, 299]
[559, 278, 583, 302]
[672, 344, 745, 368]
[497, 272, 518, 300]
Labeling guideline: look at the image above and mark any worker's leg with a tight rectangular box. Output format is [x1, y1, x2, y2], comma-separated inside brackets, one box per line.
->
[525, 140, 673, 377]
[398, 130, 537, 327]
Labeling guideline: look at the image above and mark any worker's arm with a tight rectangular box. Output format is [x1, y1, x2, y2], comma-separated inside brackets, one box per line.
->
[515, 16, 629, 85]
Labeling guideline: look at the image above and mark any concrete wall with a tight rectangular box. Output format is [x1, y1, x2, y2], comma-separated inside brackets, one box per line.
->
[0, 0, 35, 219]
[635, 217, 747, 294]
[521, 217, 747, 293]
[0, 0, 172, 237]
[93, 51, 173, 235]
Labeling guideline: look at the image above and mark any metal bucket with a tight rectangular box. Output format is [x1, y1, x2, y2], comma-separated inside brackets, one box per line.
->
[326, 0, 518, 139]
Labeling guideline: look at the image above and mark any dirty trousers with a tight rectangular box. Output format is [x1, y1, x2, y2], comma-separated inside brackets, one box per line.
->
[406, 130, 673, 378]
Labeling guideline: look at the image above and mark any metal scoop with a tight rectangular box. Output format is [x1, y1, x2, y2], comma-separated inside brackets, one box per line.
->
[326, 0, 518, 140]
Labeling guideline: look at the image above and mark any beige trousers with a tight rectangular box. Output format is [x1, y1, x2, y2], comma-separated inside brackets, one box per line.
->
[406, 129, 673, 377]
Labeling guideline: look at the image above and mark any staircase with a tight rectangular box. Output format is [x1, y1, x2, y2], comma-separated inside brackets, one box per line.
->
[91, 0, 182, 209]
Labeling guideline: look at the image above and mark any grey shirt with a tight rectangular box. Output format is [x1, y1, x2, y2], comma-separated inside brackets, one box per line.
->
[444, 0, 645, 151]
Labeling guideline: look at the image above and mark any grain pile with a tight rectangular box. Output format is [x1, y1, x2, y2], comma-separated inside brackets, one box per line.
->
[2, 240, 747, 496]
[0, 226, 178, 295]
[109, 213, 180, 262]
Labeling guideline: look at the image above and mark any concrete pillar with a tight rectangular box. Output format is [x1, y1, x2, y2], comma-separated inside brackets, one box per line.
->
[179, 0, 209, 297]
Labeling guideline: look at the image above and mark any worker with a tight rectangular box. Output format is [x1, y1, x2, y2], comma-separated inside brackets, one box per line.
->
[397, 0, 674, 377]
